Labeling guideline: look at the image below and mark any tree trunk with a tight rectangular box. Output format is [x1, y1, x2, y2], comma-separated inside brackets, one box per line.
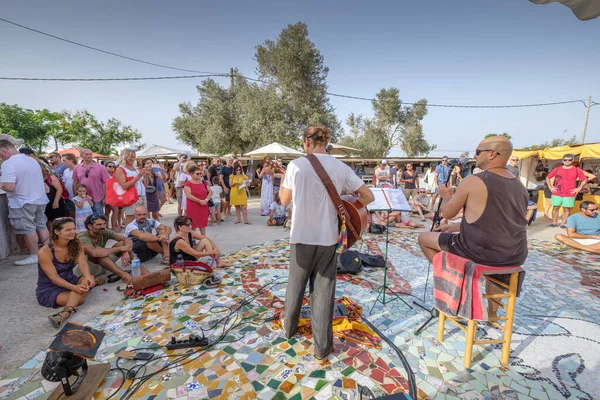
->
[53, 137, 59, 151]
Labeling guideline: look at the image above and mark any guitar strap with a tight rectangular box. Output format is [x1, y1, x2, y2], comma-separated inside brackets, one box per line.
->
[305, 154, 360, 241]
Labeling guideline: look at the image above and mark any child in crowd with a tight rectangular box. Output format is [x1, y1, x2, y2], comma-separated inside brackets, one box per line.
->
[210, 176, 222, 225]
[72, 184, 94, 232]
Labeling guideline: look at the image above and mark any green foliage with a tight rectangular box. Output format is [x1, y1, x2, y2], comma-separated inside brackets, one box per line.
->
[174, 22, 340, 154]
[62, 111, 142, 156]
[0, 103, 141, 155]
[0, 103, 48, 152]
[340, 89, 434, 157]
[520, 135, 579, 151]
[484, 132, 512, 140]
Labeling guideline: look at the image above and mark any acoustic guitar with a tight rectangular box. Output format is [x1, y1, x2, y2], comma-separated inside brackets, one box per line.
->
[338, 194, 369, 248]
[262, 157, 286, 174]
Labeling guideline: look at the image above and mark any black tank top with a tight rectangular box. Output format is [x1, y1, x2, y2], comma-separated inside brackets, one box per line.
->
[454, 171, 529, 266]
[169, 233, 198, 265]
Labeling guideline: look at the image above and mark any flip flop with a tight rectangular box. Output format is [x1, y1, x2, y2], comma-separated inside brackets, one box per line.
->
[244, 221, 252, 225]
[234, 221, 241, 224]
[203, 275, 223, 288]
[560, 225, 567, 229]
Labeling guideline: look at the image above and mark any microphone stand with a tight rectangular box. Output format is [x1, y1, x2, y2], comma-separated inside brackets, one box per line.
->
[413, 162, 455, 335]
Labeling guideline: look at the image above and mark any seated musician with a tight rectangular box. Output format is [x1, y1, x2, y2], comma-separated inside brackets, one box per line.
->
[554, 201, 600, 254]
[169, 216, 228, 267]
[418, 137, 529, 312]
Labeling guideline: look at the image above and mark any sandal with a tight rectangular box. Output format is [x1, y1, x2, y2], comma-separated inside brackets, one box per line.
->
[244, 221, 252, 225]
[203, 275, 223, 288]
[48, 306, 77, 329]
[234, 221, 241, 224]
[94, 277, 107, 286]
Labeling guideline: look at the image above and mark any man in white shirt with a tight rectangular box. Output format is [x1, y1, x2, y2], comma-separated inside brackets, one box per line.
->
[374, 160, 391, 187]
[280, 124, 374, 363]
[0, 134, 50, 265]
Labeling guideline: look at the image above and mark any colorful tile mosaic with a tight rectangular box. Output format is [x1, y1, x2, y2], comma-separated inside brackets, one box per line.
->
[1, 231, 599, 399]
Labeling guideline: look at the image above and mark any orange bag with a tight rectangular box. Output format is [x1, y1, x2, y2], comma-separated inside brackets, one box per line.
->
[106, 167, 139, 207]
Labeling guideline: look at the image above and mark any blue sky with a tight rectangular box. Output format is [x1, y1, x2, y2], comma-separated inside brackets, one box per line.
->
[1, 1, 598, 157]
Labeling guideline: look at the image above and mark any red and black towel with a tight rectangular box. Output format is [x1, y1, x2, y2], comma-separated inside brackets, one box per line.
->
[433, 251, 525, 321]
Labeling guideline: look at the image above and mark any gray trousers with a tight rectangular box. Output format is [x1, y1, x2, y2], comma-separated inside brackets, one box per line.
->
[284, 243, 337, 358]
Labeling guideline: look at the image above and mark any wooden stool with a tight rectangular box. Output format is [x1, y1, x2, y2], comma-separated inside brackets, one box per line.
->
[437, 271, 519, 368]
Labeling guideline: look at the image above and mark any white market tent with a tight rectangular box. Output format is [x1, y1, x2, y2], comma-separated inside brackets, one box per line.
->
[245, 142, 304, 158]
[327, 143, 361, 156]
[137, 144, 214, 158]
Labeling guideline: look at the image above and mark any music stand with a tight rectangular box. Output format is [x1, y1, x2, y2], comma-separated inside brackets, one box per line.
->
[367, 188, 413, 313]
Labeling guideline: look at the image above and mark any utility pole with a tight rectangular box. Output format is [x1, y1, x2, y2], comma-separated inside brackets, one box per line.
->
[230, 68, 234, 90]
[581, 95, 592, 144]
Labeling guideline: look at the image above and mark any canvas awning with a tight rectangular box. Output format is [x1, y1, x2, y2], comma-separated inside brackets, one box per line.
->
[530, 0, 600, 21]
[327, 143, 361, 156]
[245, 142, 304, 158]
[540, 145, 585, 160]
[511, 150, 541, 159]
[137, 144, 214, 158]
[50, 148, 108, 159]
[580, 143, 600, 159]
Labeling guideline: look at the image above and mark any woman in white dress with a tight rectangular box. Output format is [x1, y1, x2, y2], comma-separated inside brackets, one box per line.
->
[423, 163, 436, 193]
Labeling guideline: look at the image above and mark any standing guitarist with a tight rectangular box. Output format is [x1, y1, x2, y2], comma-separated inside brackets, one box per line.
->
[279, 124, 374, 363]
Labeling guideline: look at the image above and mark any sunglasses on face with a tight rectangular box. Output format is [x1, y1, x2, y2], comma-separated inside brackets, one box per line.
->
[510, 159, 519, 162]
[419, 190, 426, 193]
[184, 222, 193, 226]
[563, 159, 573, 162]
[585, 208, 598, 212]
[475, 149, 498, 156]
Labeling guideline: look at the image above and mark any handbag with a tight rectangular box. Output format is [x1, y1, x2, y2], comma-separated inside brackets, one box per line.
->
[106, 167, 139, 207]
[131, 267, 172, 291]
[203, 181, 215, 207]
[145, 173, 157, 194]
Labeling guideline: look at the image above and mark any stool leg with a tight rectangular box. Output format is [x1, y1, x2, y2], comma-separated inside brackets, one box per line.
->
[464, 320, 477, 369]
[501, 273, 519, 366]
[437, 312, 446, 342]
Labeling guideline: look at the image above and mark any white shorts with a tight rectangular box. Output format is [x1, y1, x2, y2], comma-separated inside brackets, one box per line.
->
[573, 238, 600, 246]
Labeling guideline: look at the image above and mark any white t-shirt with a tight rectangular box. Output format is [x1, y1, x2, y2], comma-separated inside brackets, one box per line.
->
[282, 154, 365, 246]
[122, 166, 145, 196]
[62, 168, 75, 199]
[210, 185, 222, 203]
[0, 154, 48, 208]
[124, 218, 160, 238]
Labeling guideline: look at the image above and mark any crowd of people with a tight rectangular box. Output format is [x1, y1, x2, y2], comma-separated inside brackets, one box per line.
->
[0, 134, 231, 328]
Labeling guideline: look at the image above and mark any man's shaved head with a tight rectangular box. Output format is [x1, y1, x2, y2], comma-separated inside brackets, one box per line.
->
[134, 206, 149, 224]
[475, 135, 514, 169]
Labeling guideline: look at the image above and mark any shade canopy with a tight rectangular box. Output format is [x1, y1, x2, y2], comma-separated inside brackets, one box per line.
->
[51, 148, 108, 159]
[327, 143, 361, 156]
[511, 150, 541, 159]
[540, 145, 584, 160]
[245, 142, 304, 158]
[530, 0, 600, 21]
[580, 143, 600, 159]
[136, 144, 213, 158]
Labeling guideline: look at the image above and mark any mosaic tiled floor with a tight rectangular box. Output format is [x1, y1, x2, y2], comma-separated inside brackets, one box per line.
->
[1, 231, 600, 399]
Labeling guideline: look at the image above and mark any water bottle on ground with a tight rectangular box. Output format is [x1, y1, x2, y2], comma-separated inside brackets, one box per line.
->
[176, 254, 184, 267]
[132, 254, 141, 277]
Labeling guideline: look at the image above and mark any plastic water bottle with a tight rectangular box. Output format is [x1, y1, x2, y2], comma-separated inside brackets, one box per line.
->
[176, 254, 184, 267]
[131, 254, 141, 277]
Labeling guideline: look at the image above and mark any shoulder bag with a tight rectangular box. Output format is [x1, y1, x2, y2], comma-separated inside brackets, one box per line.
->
[106, 167, 139, 207]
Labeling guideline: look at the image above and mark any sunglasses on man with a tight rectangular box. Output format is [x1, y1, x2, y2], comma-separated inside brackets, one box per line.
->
[563, 158, 573, 162]
[475, 149, 500, 156]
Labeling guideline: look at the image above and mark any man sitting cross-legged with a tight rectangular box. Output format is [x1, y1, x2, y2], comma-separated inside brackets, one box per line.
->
[76, 213, 134, 283]
[410, 189, 431, 221]
[124, 206, 172, 264]
[555, 201, 600, 254]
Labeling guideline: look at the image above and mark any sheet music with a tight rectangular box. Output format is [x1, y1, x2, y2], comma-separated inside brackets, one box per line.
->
[367, 188, 412, 211]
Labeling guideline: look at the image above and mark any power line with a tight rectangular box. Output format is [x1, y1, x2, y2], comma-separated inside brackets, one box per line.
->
[0, 16, 223, 75]
[236, 74, 587, 108]
[0, 74, 225, 82]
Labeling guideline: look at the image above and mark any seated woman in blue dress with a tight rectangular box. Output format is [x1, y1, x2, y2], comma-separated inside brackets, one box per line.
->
[36, 217, 96, 329]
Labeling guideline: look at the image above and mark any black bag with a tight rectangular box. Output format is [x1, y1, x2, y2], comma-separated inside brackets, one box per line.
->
[369, 223, 386, 234]
[357, 252, 386, 268]
[204, 181, 215, 207]
[336, 250, 362, 274]
[145, 173, 157, 194]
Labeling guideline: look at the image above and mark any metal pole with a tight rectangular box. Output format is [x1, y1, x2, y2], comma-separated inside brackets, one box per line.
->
[581, 95, 592, 144]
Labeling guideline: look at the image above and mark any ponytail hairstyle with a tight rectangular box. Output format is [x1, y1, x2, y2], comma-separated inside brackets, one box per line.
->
[51, 217, 80, 260]
[303, 124, 331, 149]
